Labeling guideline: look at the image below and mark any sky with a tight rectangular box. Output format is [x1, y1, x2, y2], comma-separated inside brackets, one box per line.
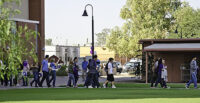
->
[45, 0, 200, 46]
[45, 0, 126, 46]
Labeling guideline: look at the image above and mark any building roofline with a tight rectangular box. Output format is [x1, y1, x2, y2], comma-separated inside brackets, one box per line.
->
[139, 38, 200, 44]
[10, 18, 40, 24]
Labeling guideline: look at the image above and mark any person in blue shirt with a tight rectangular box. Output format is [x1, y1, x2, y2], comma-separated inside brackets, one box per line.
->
[186, 57, 198, 89]
[82, 58, 88, 81]
[49, 58, 60, 87]
[39, 55, 51, 87]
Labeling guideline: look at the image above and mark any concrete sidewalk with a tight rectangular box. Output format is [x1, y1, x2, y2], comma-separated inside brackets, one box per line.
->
[0, 73, 140, 89]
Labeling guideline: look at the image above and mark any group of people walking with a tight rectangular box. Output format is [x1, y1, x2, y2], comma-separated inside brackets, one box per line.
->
[2, 54, 198, 89]
[151, 56, 199, 89]
[67, 55, 116, 88]
[0, 55, 60, 87]
[0, 54, 116, 88]
[151, 58, 168, 88]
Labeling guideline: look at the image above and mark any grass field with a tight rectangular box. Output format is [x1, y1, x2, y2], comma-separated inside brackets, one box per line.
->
[0, 83, 200, 103]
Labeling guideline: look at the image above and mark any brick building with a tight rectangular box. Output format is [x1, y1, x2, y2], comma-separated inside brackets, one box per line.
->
[11, 0, 45, 63]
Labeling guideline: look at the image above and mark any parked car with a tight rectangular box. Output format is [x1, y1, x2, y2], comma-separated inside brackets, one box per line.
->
[123, 62, 134, 72]
[113, 61, 123, 73]
[100, 61, 122, 73]
[130, 58, 142, 64]
[123, 62, 140, 72]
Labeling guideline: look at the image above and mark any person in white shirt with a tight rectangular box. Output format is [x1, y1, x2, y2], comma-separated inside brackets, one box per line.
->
[103, 58, 116, 88]
[161, 59, 168, 88]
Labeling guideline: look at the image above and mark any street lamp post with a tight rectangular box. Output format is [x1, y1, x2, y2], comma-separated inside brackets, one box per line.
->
[82, 4, 95, 58]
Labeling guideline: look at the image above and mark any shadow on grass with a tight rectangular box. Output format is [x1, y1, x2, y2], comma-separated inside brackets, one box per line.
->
[0, 86, 200, 102]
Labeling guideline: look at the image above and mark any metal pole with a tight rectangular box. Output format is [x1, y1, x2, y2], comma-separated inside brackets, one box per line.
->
[92, 16, 94, 58]
[35, 24, 38, 55]
[145, 52, 148, 84]
[83, 4, 94, 58]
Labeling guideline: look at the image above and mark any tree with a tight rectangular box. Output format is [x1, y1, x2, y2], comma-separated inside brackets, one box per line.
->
[169, 3, 200, 38]
[45, 39, 53, 46]
[0, 0, 38, 79]
[119, 0, 182, 57]
[106, 26, 122, 55]
[96, 28, 110, 47]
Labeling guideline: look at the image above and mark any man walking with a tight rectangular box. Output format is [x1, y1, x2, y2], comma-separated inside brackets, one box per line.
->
[186, 57, 198, 89]
[87, 55, 99, 88]
[103, 58, 116, 88]
[39, 55, 51, 87]
[150, 58, 159, 88]
[82, 58, 88, 81]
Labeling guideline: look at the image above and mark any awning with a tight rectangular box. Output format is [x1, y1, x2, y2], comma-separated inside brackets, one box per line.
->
[144, 43, 200, 52]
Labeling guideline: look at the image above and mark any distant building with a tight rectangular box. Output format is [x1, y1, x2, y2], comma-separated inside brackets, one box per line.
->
[45, 46, 57, 56]
[46, 45, 115, 64]
[80, 47, 115, 61]
[45, 45, 80, 65]
[56, 45, 80, 64]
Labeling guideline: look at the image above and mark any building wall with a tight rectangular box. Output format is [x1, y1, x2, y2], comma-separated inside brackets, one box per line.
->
[29, 0, 45, 63]
[16, 21, 38, 64]
[3, 0, 44, 64]
[80, 47, 115, 61]
[12, 0, 29, 20]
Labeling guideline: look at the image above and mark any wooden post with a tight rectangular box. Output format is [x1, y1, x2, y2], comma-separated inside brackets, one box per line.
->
[145, 52, 148, 84]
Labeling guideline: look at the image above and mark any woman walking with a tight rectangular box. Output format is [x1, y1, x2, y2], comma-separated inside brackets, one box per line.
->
[49, 58, 60, 87]
[155, 58, 163, 88]
[67, 59, 76, 87]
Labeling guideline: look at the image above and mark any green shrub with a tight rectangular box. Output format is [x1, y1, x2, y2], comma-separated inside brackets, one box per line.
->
[56, 65, 68, 76]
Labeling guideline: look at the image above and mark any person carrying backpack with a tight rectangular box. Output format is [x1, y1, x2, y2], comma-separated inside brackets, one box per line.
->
[87, 55, 99, 88]
[103, 58, 116, 88]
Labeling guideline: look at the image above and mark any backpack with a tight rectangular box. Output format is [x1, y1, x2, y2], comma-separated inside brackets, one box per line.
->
[104, 63, 109, 72]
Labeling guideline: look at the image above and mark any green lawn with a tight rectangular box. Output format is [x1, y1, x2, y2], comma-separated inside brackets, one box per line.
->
[0, 83, 200, 103]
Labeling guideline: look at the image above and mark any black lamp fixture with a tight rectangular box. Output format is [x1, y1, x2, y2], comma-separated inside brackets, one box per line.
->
[82, 4, 95, 58]
[82, 10, 88, 16]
